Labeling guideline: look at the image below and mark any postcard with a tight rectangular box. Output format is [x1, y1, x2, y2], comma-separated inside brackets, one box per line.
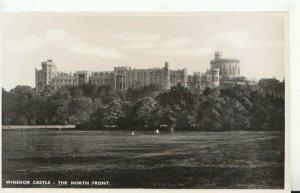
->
[1, 12, 289, 192]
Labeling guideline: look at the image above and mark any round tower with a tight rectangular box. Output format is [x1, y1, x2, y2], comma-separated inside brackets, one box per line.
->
[210, 52, 240, 79]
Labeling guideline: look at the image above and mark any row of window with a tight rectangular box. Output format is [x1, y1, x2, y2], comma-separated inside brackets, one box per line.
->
[90, 79, 113, 85]
[52, 79, 76, 84]
[113, 70, 168, 77]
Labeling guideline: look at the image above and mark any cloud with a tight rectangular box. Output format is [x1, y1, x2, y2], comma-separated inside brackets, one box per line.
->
[11, 29, 125, 59]
[13, 35, 44, 51]
[120, 36, 193, 50]
[159, 37, 192, 48]
[12, 30, 215, 59]
[144, 36, 209, 56]
[177, 46, 214, 56]
[119, 32, 193, 49]
[118, 32, 200, 56]
[68, 42, 125, 58]
[13, 29, 69, 51]
[117, 32, 161, 49]
[211, 30, 284, 49]
[114, 32, 161, 42]
[121, 41, 154, 49]
[149, 46, 213, 56]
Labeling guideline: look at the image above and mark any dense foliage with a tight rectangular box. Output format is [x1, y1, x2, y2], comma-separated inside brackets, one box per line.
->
[2, 78, 284, 131]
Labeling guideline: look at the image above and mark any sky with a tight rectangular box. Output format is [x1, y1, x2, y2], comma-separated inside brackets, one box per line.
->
[1, 13, 286, 90]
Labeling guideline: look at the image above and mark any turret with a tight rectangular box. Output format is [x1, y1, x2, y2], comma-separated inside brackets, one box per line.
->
[164, 61, 170, 89]
[215, 52, 222, 60]
[211, 51, 240, 79]
[211, 68, 220, 87]
[183, 68, 188, 87]
[164, 61, 169, 69]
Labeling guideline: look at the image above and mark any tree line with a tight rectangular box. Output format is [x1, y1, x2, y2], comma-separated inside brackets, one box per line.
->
[2, 78, 284, 131]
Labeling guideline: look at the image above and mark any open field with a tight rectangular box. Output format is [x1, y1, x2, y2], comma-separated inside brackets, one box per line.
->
[2, 130, 284, 188]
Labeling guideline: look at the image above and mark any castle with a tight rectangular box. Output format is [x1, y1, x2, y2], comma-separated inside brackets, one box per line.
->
[35, 52, 241, 93]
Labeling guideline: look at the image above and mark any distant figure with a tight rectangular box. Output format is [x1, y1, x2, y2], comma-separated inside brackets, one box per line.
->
[155, 129, 160, 135]
[170, 127, 174, 133]
[131, 131, 135, 136]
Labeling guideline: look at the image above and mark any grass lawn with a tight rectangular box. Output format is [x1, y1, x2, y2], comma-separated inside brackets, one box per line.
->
[2, 130, 284, 188]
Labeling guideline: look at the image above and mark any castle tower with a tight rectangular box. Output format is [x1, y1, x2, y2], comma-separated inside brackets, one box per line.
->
[183, 68, 188, 87]
[211, 68, 220, 88]
[164, 61, 169, 69]
[41, 59, 57, 84]
[210, 51, 240, 79]
[164, 61, 171, 89]
[35, 59, 57, 92]
[215, 52, 222, 60]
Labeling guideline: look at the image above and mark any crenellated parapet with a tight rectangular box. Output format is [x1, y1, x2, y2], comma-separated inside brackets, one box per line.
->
[35, 52, 243, 93]
[210, 52, 240, 79]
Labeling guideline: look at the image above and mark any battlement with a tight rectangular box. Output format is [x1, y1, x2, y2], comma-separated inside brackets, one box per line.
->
[35, 52, 241, 93]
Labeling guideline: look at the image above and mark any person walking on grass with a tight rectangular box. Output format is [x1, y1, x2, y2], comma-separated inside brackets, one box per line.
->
[155, 129, 160, 135]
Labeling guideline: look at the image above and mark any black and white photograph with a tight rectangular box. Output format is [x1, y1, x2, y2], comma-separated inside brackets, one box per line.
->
[1, 12, 288, 190]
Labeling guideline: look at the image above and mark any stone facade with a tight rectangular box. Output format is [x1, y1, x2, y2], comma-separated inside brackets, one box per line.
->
[187, 68, 220, 93]
[36, 52, 243, 93]
[35, 61, 191, 91]
[210, 52, 240, 79]
[35, 59, 57, 93]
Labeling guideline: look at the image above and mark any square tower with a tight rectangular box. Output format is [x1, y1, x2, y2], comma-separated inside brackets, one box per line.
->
[35, 59, 57, 92]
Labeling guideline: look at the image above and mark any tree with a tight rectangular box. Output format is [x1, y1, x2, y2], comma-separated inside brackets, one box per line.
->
[102, 100, 126, 128]
[220, 99, 249, 130]
[2, 89, 19, 124]
[2, 80, 284, 131]
[10, 85, 33, 96]
[27, 95, 48, 124]
[150, 105, 176, 130]
[196, 97, 224, 130]
[42, 85, 56, 97]
[175, 109, 195, 130]
[69, 97, 93, 124]
[69, 87, 83, 98]
[126, 84, 162, 102]
[198, 107, 222, 130]
[2, 86, 34, 125]
[47, 88, 71, 124]
[258, 78, 284, 97]
[86, 107, 106, 129]
[157, 84, 195, 110]
[131, 97, 157, 128]
[79, 83, 98, 98]
[97, 85, 120, 104]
